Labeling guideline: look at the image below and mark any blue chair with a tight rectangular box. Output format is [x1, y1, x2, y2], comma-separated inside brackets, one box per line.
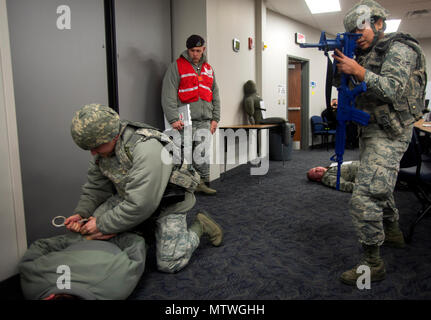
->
[310, 115, 336, 150]
[398, 128, 431, 242]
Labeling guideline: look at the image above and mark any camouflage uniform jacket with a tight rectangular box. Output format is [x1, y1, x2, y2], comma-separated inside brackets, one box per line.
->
[355, 32, 426, 139]
[74, 121, 199, 234]
[321, 161, 359, 193]
[162, 50, 221, 123]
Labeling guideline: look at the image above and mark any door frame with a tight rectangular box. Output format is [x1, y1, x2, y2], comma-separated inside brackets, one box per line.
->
[1, 0, 27, 278]
[287, 55, 309, 150]
[104, 0, 119, 112]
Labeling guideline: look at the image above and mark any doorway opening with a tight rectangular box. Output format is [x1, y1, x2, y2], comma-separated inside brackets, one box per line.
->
[287, 55, 309, 150]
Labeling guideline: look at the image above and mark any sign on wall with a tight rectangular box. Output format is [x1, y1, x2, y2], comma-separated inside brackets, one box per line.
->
[295, 32, 306, 44]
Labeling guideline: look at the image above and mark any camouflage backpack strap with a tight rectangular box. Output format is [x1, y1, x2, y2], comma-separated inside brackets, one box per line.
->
[135, 128, 174, 145]
[372, 33, 426, 125]
[114, 124, 168, 171]
[380, 33, 427, 117]
[115, 124, 136, 170]
[125, 120, 160, 131]
[131, 128, 201, 192]
[396, 36, 427, 120]
[169, 162, 201, 192]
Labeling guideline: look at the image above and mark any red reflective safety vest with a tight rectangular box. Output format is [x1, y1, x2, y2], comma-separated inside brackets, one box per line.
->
[177, 57, 214, 103]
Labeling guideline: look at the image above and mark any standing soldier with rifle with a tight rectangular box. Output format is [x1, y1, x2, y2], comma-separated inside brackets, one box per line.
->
[333, 0, 427, 285]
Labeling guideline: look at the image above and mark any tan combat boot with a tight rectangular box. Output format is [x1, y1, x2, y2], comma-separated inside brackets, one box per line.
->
[383, 220, 406, 248]
[340, 244, 386, 286]
[195, 179, 217, 195]
[190, 211, 223, 246]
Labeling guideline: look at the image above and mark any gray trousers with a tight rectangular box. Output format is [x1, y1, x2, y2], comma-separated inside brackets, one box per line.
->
[181, 120, 211, 181]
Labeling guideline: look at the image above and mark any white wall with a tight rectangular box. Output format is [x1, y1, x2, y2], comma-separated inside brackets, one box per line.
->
[264, 9, 329, 142]
[0, 0, 26, 281]
[207, 0, 256, 125]
[419, 38, 431, 102]
[206, 0, 257, 179]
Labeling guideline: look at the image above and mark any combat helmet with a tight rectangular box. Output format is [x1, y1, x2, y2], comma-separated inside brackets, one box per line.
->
[344, 0, 389, 34]
[71, 104, 120, 150]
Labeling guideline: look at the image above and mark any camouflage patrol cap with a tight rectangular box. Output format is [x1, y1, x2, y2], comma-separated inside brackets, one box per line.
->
[71, 104, 120, 150]
[344, 0, 389, 33]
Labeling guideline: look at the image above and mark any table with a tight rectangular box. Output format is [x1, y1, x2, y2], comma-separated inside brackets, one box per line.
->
[219, 124, 280, 130]
[414, 118, 431, 134]
[409, 118, 431, 241]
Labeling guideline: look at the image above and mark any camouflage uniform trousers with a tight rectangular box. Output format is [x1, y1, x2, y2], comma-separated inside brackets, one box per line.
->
[181, 120, 211, 182]
[321, 161, 360, 193]
[92, 191, 200, 274]
[155, 191, 200, 273]
[349, 123, 413, 246]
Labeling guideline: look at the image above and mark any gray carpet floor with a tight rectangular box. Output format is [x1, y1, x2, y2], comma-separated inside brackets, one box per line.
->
[130, 148, 431, 300]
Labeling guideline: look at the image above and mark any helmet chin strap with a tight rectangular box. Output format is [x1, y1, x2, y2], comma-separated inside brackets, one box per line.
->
[370, 18, 386, 47]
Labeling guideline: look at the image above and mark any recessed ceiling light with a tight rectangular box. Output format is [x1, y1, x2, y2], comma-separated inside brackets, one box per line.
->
[305, 0, 341, 14]
[385, 19, 401, 33]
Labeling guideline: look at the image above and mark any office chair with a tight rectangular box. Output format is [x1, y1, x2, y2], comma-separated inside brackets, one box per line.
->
[310, 115, 335, 150]
[397, 127, 431, 243]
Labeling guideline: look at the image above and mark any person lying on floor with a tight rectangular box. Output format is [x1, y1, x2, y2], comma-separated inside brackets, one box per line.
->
[19, 232, 146, 300]
[307, 161, 359, 193]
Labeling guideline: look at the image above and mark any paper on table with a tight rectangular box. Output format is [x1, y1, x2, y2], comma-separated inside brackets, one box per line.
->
[260, 101, 266, 118]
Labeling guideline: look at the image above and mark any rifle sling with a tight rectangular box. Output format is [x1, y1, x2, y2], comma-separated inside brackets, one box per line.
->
[325, 52, 334, 111]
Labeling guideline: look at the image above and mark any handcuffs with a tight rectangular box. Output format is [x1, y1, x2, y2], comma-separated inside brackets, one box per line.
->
[51, 216, 89, 228]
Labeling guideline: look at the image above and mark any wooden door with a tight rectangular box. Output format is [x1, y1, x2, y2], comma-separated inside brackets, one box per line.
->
[288, 61, 302, 143]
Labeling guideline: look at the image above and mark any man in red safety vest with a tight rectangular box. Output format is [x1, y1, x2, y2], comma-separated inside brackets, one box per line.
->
[162, 34, 221, 195]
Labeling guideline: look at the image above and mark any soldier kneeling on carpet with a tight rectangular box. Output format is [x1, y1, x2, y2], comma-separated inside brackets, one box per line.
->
[66, 104, 222, 271]
[20, 104, 224, 300]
